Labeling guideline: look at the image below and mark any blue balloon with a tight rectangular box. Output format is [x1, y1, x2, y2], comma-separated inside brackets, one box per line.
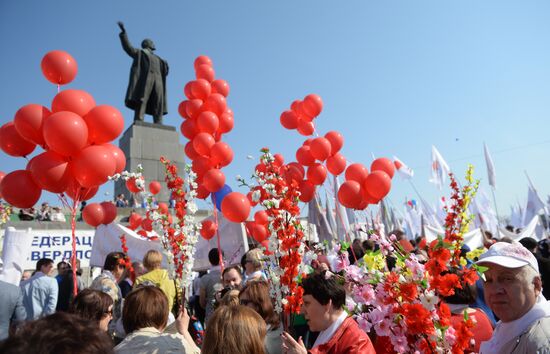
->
[211, 184, 232, 211]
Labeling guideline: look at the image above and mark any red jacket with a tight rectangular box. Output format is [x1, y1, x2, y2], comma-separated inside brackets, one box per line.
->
[309, 317, 376, 354]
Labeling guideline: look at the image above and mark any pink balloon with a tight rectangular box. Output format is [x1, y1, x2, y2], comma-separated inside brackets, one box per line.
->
[71, 145, 117, 188]
[51, 89, 96, 117]
[43, 111, 88, 157]
[14, 104, 51, 146]
[83, 105, 124, 144]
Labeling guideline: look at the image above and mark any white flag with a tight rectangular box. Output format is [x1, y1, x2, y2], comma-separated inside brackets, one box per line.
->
[429, 146, 450, 190]
[393, 156, 414, 179]
[483, 143, 496, 188]
[522, 184, 545, 227]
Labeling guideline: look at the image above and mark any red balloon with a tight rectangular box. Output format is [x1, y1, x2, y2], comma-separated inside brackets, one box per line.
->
[41, 50, 78, 85]
[211, 79, 230, 97]
[356, 198, 369, 210]
[14, 104, 51, 146]
[128, 212, 142, 230]
[184, 82, 194, 100]
[71, 145, 116, 188]
[100, 201, 117, 225]
[191, 79, 211, 101]
[195, 184, 210, 199]
[371, 158, 395, 179]
[210, 142, 234, 167]
[180, 119, 198, 140]
[83, 105, 124, 144]
[194, 55, 213, 70]
[298, 180, 315, 202]
[280, 110, 299, 130]
[296, 146, 316, 167]
[29, 151, 70, 193]
[0, 171, 5, 198]
[218, 112, 234, 133]
[184, 141, 200, 160]
[307, 163, 328, 186]
[204, 94, 227, 116]
[303, 138, 313, 147]
[43, 111, 88, 157]
[254, 210, 269, 225]
[178, 100, 189, 119]
[310, 137, 332, 161]
[192, 157, 214, 177]
[283, 164, 305, 185]
[158, 203, 169, 214]
[361, 187, 380, 205]
[324, 131, 344, 155]
[261, 240, 273, 255]
[297, 119, 315, 136]
[64, 177, 97, 201]
[196, 111, 219, 134]
[0, 170, 42, 208]
[303, 94, 323, 117]
[326, 153, 346, 175]
[141, 218, 153, 231]
[221, 192, 251, 223]
[102, 143, 126, 174]
[0, 122, 36, 157]
[126, 177, 142, 193]
[200, 220, 218, 240]
[186, 99, 203, 119]
[192, 133, 215, 156]
[203, 169, 225, 192]
[290, 100, 302, 113]
[82, 203, 105, 227]
[196, 64, 215, 82]
[51, 89, 96, 117]
[251, 223, 269, 243]
[338, 181, 362, 209]
[149, 181, 161, 195]
[273, 153, 284, 167]
[345, 163, 369, 184]
[364, 171, 392, 200]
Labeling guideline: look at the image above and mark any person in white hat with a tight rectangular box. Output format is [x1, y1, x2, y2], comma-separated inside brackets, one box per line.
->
[476, 242, 550, 353]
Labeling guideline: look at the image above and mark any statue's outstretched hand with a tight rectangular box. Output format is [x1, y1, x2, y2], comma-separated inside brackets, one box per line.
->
[117, 21, 126, 33]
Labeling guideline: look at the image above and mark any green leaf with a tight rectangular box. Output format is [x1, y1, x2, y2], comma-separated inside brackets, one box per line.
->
[463, 309, 469, 321]
[472, 264, 488, 274]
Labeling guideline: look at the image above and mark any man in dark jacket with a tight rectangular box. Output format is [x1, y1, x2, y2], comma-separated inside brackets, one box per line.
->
[118, 21, 168, 124]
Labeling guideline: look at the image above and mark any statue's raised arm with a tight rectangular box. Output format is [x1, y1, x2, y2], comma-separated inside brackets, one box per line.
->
[118, 21, 137, 58]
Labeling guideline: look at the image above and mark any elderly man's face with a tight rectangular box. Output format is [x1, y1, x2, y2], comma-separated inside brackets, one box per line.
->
[483, 264, 540, 322]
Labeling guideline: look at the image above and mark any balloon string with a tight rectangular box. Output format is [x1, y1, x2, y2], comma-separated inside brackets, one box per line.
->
[211, 194, 224, 273]
[70, 191, 79, 297]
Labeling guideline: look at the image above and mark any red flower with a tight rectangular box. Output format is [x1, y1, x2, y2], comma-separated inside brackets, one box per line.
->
[402, 303, 435, 335]
[399, 282, 418, 303]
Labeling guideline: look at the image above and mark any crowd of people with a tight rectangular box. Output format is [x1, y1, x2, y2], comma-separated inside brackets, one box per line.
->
[0, 229, 549, 353]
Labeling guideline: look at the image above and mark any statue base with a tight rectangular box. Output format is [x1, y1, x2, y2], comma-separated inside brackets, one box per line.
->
[114, 121, 185, 205]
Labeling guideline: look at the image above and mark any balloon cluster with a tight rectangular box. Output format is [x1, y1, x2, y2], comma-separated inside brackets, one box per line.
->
[0, 51, 126, 209]
[82, 201, 117, 227]
[279, 94, 323, 136]
[278, 95, 394, 210]
[178, 56, 250, 226]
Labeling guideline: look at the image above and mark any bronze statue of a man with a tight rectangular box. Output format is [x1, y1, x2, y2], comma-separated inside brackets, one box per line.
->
[118, 22, 168, 124]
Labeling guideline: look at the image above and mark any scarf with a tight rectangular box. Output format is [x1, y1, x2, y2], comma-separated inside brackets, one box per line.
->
[480, 295, 550, 354]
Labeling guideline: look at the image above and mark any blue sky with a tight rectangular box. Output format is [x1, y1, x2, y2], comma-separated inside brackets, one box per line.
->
[1, 1, 549, 218]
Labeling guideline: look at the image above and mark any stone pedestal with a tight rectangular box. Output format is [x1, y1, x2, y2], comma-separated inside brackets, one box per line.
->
[115, 121, 185, 205]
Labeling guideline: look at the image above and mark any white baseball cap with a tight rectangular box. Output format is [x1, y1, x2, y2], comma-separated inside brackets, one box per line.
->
[476, 242, 539, 273]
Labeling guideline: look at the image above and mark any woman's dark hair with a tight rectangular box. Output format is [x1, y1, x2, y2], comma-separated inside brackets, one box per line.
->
[103, 252, 126, 272]
[301, 271, 345, 309]
[122, 286, 169, 333]
[0, 312, 114, 354]
[70, 289, 113, 323]
[239, 280, 280, 329]
[442, 268, 478, 305]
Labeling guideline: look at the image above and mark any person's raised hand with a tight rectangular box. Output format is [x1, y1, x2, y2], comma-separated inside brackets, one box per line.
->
[281, 332, 307, 354]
